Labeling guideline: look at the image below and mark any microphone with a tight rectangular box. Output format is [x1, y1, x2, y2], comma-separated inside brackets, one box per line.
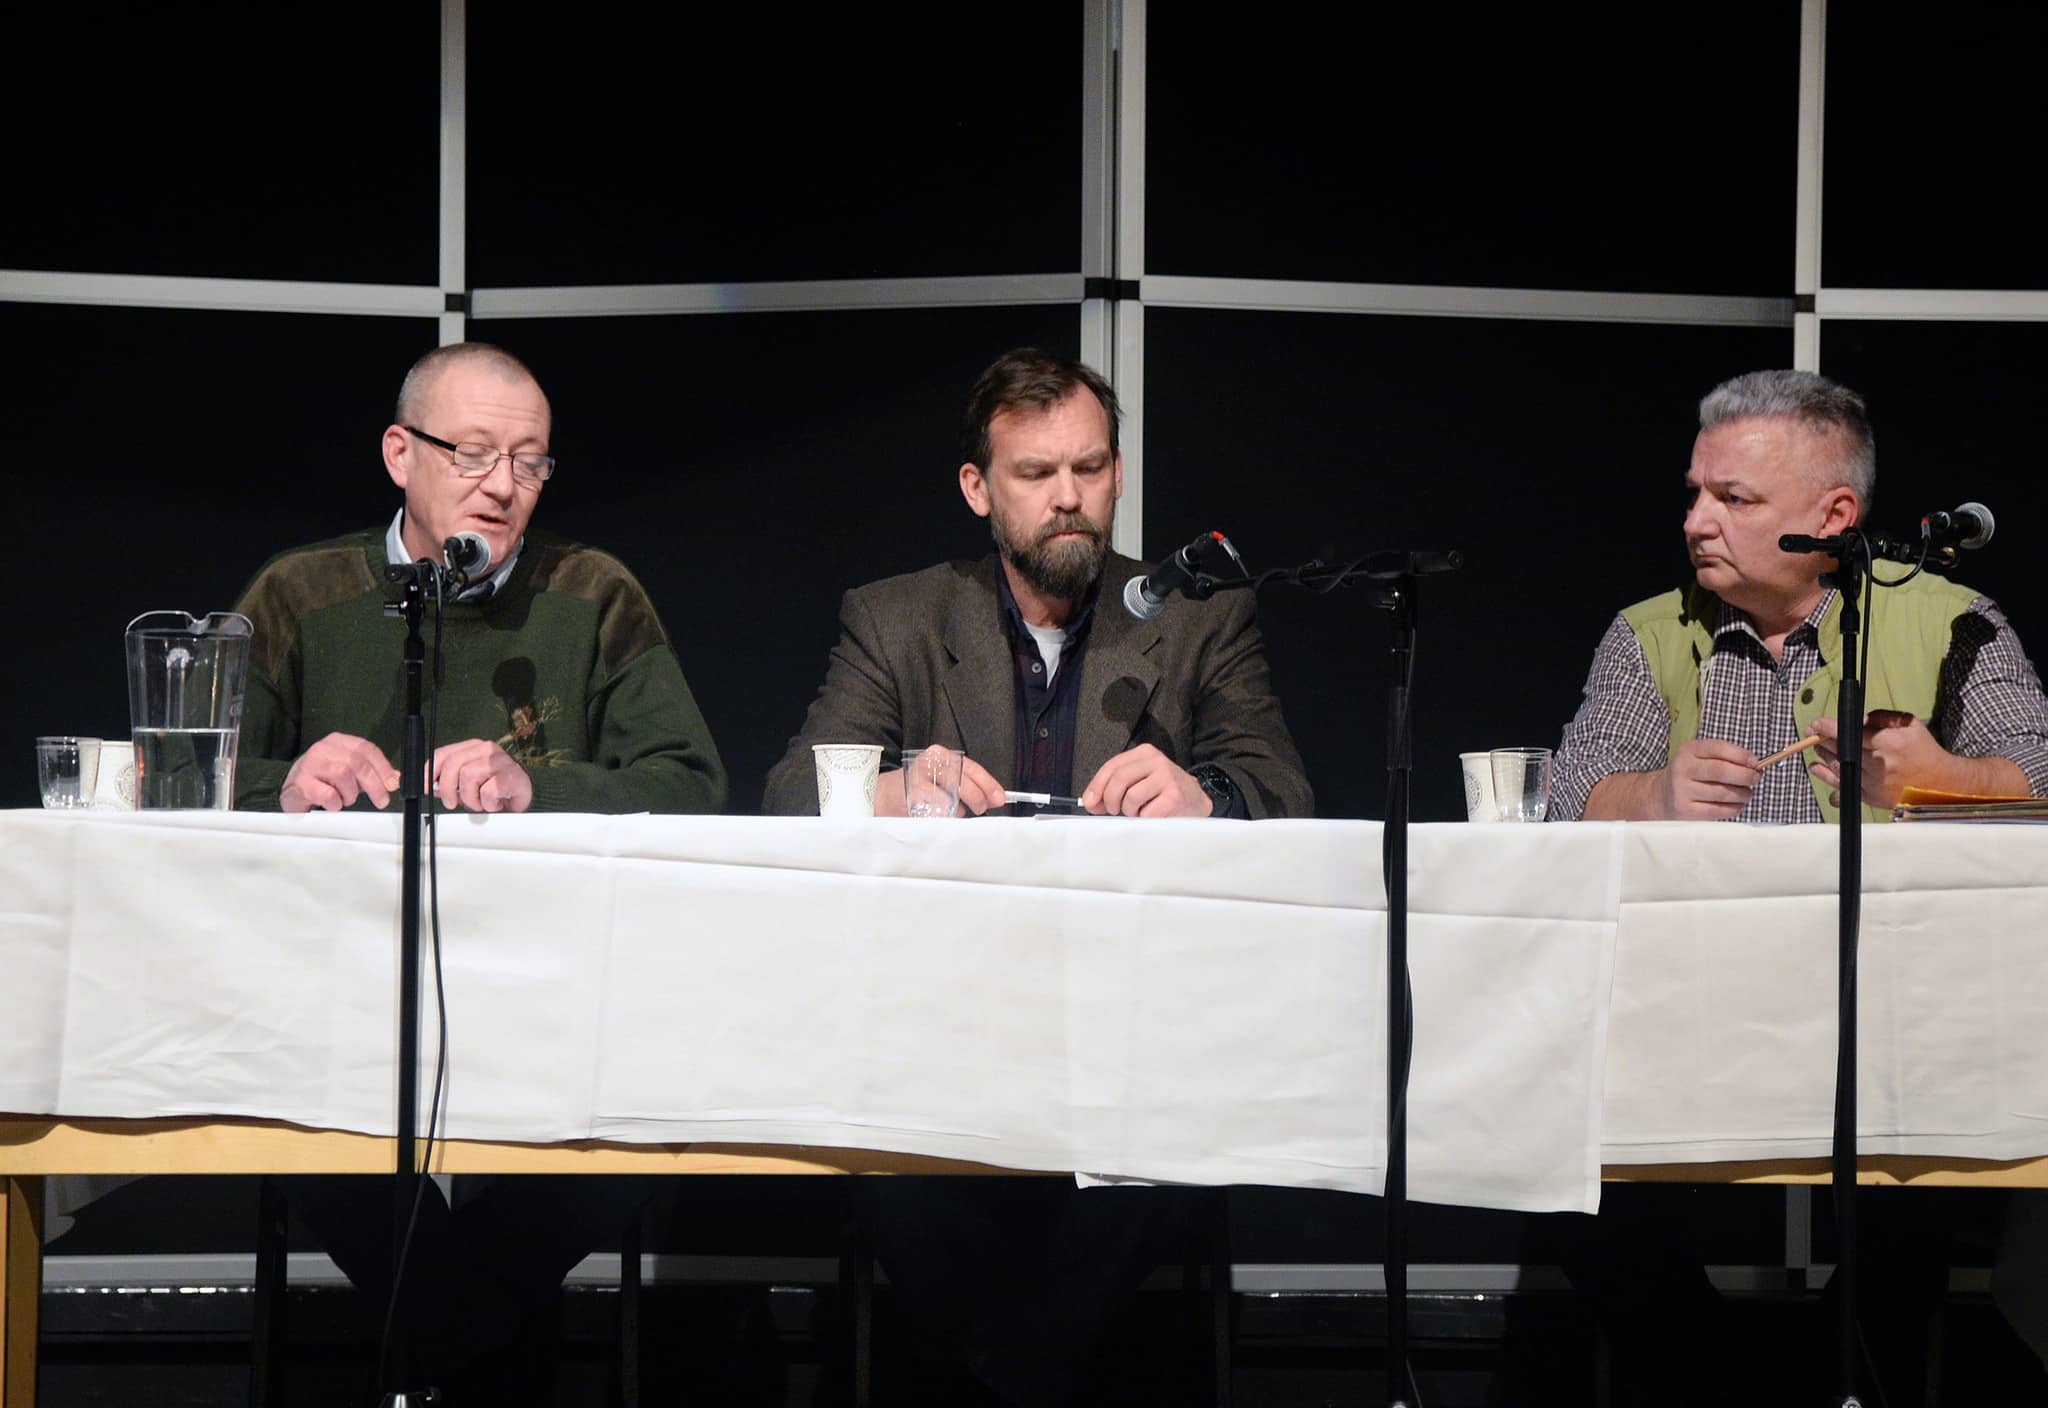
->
[1922, 502, 1994, 552]
[442, 532, 493, 589]
[1779, 533, 1841, 555]
[1779, 530, 1926, 567]
[1124, 531, 1231, 620]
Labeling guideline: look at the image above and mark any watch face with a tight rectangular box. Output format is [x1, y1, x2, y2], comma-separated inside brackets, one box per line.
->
[1196, 766, 1234, 814]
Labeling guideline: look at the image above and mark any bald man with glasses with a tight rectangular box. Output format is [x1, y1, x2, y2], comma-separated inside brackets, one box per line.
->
[231, 340, 725, 815]
[225, 343, 724, 1399]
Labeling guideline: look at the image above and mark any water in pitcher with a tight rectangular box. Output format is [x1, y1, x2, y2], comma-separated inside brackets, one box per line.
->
[133, 727, 237, 810]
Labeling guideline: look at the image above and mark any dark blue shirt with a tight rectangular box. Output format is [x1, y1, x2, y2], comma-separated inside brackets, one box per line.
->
[994, 567, 1097, 801]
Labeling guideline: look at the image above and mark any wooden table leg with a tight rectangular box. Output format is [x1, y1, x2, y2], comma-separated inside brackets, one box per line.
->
[2, 1175, 43, 1408]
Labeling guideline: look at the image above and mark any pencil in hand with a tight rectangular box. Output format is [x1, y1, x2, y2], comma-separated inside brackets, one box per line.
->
[1757, 735, 1822, 769]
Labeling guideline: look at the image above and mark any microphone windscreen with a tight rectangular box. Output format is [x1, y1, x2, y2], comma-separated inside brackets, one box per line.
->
[1123, 572, 1166, 621]
[445, 532, 493, 574]
[1958, 502, 1995, 550]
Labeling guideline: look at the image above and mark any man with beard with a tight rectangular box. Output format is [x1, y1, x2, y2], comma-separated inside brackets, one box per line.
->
[761, 350, 1307, 1402]
[762, 346, 1310, 820]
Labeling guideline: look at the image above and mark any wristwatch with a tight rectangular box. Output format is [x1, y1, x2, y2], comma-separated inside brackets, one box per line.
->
[1190, 763, 1239, 818]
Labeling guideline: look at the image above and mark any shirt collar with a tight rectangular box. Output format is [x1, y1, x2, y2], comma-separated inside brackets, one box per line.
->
[384, 508, 522, 602]
[1714, 587, 1835, 646]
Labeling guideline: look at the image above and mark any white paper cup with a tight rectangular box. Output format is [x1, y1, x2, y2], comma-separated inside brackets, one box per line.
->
[813, 744, 883, 818]
[92, 740, 138, 811]
[1458, 751, 1497, 822]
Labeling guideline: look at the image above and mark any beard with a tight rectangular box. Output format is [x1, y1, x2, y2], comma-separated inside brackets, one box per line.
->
[991, 504, 1113, 602]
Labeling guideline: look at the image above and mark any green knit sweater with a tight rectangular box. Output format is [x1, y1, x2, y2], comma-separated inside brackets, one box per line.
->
[231, 528, 727, 814]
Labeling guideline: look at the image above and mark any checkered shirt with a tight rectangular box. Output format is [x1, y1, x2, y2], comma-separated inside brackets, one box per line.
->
[1550, 589, 2048, 823]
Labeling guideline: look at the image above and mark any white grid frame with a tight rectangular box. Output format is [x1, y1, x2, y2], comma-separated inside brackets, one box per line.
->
[0, 0, 2036, 559]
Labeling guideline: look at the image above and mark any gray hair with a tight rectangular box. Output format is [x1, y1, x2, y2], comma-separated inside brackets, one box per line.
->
[1698, 369, 1875, 506]
[394, 342, 549, 428]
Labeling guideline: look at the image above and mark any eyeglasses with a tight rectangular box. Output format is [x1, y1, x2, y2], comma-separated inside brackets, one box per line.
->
[405, 426, 556, 484]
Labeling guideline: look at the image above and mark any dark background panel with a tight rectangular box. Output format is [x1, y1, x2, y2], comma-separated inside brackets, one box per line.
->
[468, 306, 1082, 815]
[1147, 4, 1797, 294]
[1143, 309, 1794, 820]
[3, 304, 438, 804]
[0, 7, 438, 284]
[468, 7, 1082, 286]
[1823, 6, 2048, 289]
[1819, 321, 2048, 641]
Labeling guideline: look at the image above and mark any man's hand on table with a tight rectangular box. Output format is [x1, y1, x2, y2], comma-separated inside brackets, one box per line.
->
[431, 738, 535, 813]
[1583, 738, 1760, 820]
[1659, 738, 1762, 819]
[1810, 710, 2027, 809]
[280, 733, 401, 812]
[1081, 744, 1212, 817]
[279, 734, 534, 813]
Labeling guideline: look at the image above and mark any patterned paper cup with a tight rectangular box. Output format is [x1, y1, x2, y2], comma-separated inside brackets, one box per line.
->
[813, 744, 883, 818]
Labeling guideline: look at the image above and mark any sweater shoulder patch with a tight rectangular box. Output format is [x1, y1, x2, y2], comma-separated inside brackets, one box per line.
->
[527, 542, 669, 677]
[236, 539, 380, 681]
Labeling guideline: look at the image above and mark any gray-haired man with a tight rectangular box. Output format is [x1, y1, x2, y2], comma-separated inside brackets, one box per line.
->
[1545, 368, 2048, 1404]
[1551, 368, 2048, 824]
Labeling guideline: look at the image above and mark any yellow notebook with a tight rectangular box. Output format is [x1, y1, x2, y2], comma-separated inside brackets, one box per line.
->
[1894, 785, 2048, 822]
[1897, 785, 2037, 807]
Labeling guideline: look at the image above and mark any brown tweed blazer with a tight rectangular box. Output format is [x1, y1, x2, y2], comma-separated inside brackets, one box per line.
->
[762, 553, 1312, 818]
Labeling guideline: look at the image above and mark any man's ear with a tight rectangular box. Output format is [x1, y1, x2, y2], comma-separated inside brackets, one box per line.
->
[1112, 452, 1124, 503]
[1820, 484, 1859, 535]
[382, 424, 412, 491]
[959, 461, 991, 518]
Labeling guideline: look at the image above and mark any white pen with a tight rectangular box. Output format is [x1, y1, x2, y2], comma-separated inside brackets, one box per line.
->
[1004, 790, 1086, 809]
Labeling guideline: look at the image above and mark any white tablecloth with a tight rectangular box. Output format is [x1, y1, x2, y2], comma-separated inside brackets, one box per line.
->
[3, 810, 2043, 1213]
[1602, 821, 2048, 1165]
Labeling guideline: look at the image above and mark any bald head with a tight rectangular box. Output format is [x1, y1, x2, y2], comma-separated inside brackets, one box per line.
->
[395, 343, 550, 432]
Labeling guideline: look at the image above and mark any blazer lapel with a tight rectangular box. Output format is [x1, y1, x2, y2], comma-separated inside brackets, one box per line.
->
[1073, 562, 1163, 784]
[939, 559, 1018, 781]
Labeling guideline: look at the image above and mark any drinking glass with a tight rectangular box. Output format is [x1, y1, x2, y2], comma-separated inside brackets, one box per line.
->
[37, 736, 101, 809]
[901, 746, 964, 818]
[1490, 747, 1553, 823]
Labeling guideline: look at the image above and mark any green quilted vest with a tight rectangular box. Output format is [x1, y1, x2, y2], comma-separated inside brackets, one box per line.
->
[1620, 572, 1980, 823]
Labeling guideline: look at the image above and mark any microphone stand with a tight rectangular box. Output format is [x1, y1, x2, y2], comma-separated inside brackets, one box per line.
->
[1828, 543, 1868, 1408]
[1196, 548, 1462, 1408]
[1778, 529, 1880, 1408]
[1377, 567, 1420, 1408]
[377, 561, 442, 1407]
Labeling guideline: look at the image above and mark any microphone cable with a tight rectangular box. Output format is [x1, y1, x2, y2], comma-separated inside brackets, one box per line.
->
[1381, 614, 1427, 1408]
